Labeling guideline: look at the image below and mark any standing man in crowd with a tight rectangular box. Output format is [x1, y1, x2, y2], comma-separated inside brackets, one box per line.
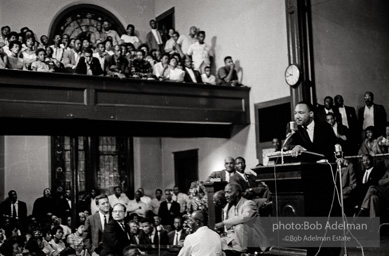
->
[0, 190, 27, 227]
[146, 20, 163, 52]
[159, 189, 181, 230]
[84, 195, 111, 255]
[108, 186, 129, 208]
[32, 188, 55, 223]
[187, 31, 211, 73]
[172, 186, 188, 214]
[358, 91, 387, 137]
[100, 20, 120, 46]
[100, 203, 130, 256]
[151, 189, 164, 215]
[207, 156, 235, 182]
[178, 210, 222, 256]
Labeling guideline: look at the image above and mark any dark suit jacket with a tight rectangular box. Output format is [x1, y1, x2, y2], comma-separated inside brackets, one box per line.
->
[341, 163, 357, 200]
[183, 68, 202, 83]
[287, 120, 337, 161]
[100, 220, 131, 256]
[158, 201, 181, 226]
[336, 105, 358, 135]
[32, 196, 55, 222]
[229, 172, 268, 199]
[84, 212, 110, 252]
[357, 166, 385, 205]
[129, 229, 148, 245]
[0, 199, 27, 221]
[75, 57, 103, 76]
[206, 169, 234, 182]
[145, 229, 169, 246]
[105, 55, 130, 77]
[316, 107, 340, 124]
[168, 230, 187, 245]
[358, 104, 387, 136]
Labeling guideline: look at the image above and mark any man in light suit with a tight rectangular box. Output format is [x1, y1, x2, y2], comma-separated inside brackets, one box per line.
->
[84, 195, 111, 255]
[215, 183, 271, 254]
[0, 190, 27, 227]
[146, 20, 163, 52]
[206, 156, 235, 182]
[62, 38, 82, 72]
[100, 203, 131, 256]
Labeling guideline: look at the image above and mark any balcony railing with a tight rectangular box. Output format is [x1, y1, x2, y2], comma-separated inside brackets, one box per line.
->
[0, 69, 250, 137]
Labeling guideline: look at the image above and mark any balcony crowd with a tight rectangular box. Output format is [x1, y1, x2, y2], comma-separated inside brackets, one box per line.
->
[0, 20, 241, 87]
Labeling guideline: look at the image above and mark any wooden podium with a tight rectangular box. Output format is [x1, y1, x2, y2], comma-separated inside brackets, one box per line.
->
[252, 162, 338, 217]
[204, 181, 227, 229]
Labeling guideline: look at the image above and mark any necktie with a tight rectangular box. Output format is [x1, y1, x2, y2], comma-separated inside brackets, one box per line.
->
[12, 203, 17, 218]
[104, 215, 107, 228]
[363, 171, 369, 184]
[155, 232, 159, 245]
[302, 126, 311, 143]
[174, 232, 179, 245]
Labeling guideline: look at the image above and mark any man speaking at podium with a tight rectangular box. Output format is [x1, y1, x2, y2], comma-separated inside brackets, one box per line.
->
[286, 101, 336, 161]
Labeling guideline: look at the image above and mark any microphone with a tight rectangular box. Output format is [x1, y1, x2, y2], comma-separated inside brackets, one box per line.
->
[281, 121, 298, 164]
[334, 144, 343, 159]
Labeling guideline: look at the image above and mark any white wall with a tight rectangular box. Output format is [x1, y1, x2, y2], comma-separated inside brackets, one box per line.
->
[0, 0, 154, 43]
[154, 0, 290, 189]
[4, 136, 51, 215]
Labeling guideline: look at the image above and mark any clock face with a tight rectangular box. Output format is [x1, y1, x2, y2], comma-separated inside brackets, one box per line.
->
[285, 64, 301, 86]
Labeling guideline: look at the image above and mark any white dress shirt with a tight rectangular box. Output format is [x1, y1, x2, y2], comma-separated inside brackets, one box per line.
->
[306, 120, 315, 142]
[338, 106, 349, 128]
[363, 167, 373, 184]
[98, 211, 109, 231]
[363, 105, 374, 130]
[178, 226, 222, 256]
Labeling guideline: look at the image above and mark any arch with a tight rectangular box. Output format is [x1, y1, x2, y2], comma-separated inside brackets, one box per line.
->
[48, 3, 125, 43]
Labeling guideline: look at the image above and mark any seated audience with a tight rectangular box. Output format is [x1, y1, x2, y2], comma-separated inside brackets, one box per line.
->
[7, 41, 24, 70]
[3, 31, 18, 56]
[217, 56, 239, 86]
[167, 57, 185, 82]
[0, 42, 9, 68]
[61, 34, 70, 51]
[128, 221, 147, 245]
[178, 210, 222, 256]
[215, 183, 271, 254]
[75, 47, 103, 76]
[39, 35, 49, 49]
[377, 123, 389, 153]
[168, 31, 184, 58]
[31, 48, 54, 72]
[62, 38, 82, 72]
[358, 126, 383, 156]
[92, 42, 107, 72]
[183, 56, 202, 83]
[121, 24, 140, 48]
[105, 45, 129, 79]
[45, 46, 63, 71]
[49, 34, 64, 62]
[316, 96, 340, 123]
[153, 216, 164, 231]
[66, 225, 87, 256]
[131, 49, 152, 79]
[104, 39, 114, 55]
[0, 25, 10, 45]
[137, 188, 151, 211]
[20, 35, 36, 70]
[168, 217, 187, 246]
[49, 226, 66, 254]
[140, 218, 169, 246]
[153, 53, 170, 80]
[201, 66, 216, 85]
[164, 29, 176, 54]
[187, 30, 211, 73]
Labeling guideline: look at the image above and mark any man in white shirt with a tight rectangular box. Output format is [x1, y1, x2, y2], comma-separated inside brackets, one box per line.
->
[172, 186, 188, 213]
[108, 186, 130, 208]
[178, 210, 222, 256]
[187, 31, 212, 73]
[127, 191, 147, 217]
[358, 91, 387, 137]
[206, 156, 235, 182]
[180, 26, 198, 55]
[150, 189, 165, 215]
[137, 188, 152, 210]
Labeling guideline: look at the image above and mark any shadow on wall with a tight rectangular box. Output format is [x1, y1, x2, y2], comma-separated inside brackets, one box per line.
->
[210, 36, 217, 75]
[235, 60, 243, 84]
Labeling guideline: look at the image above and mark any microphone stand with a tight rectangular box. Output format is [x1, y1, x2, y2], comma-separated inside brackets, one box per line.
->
[281, 132, 294, 165]
[335, 151, 348, 256]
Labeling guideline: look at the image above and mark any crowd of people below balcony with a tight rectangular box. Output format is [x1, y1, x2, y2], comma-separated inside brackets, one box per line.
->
[0, 21, 242, 87]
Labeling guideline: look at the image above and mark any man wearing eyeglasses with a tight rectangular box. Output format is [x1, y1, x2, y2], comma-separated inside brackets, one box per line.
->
[100, 203, 130, 256]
